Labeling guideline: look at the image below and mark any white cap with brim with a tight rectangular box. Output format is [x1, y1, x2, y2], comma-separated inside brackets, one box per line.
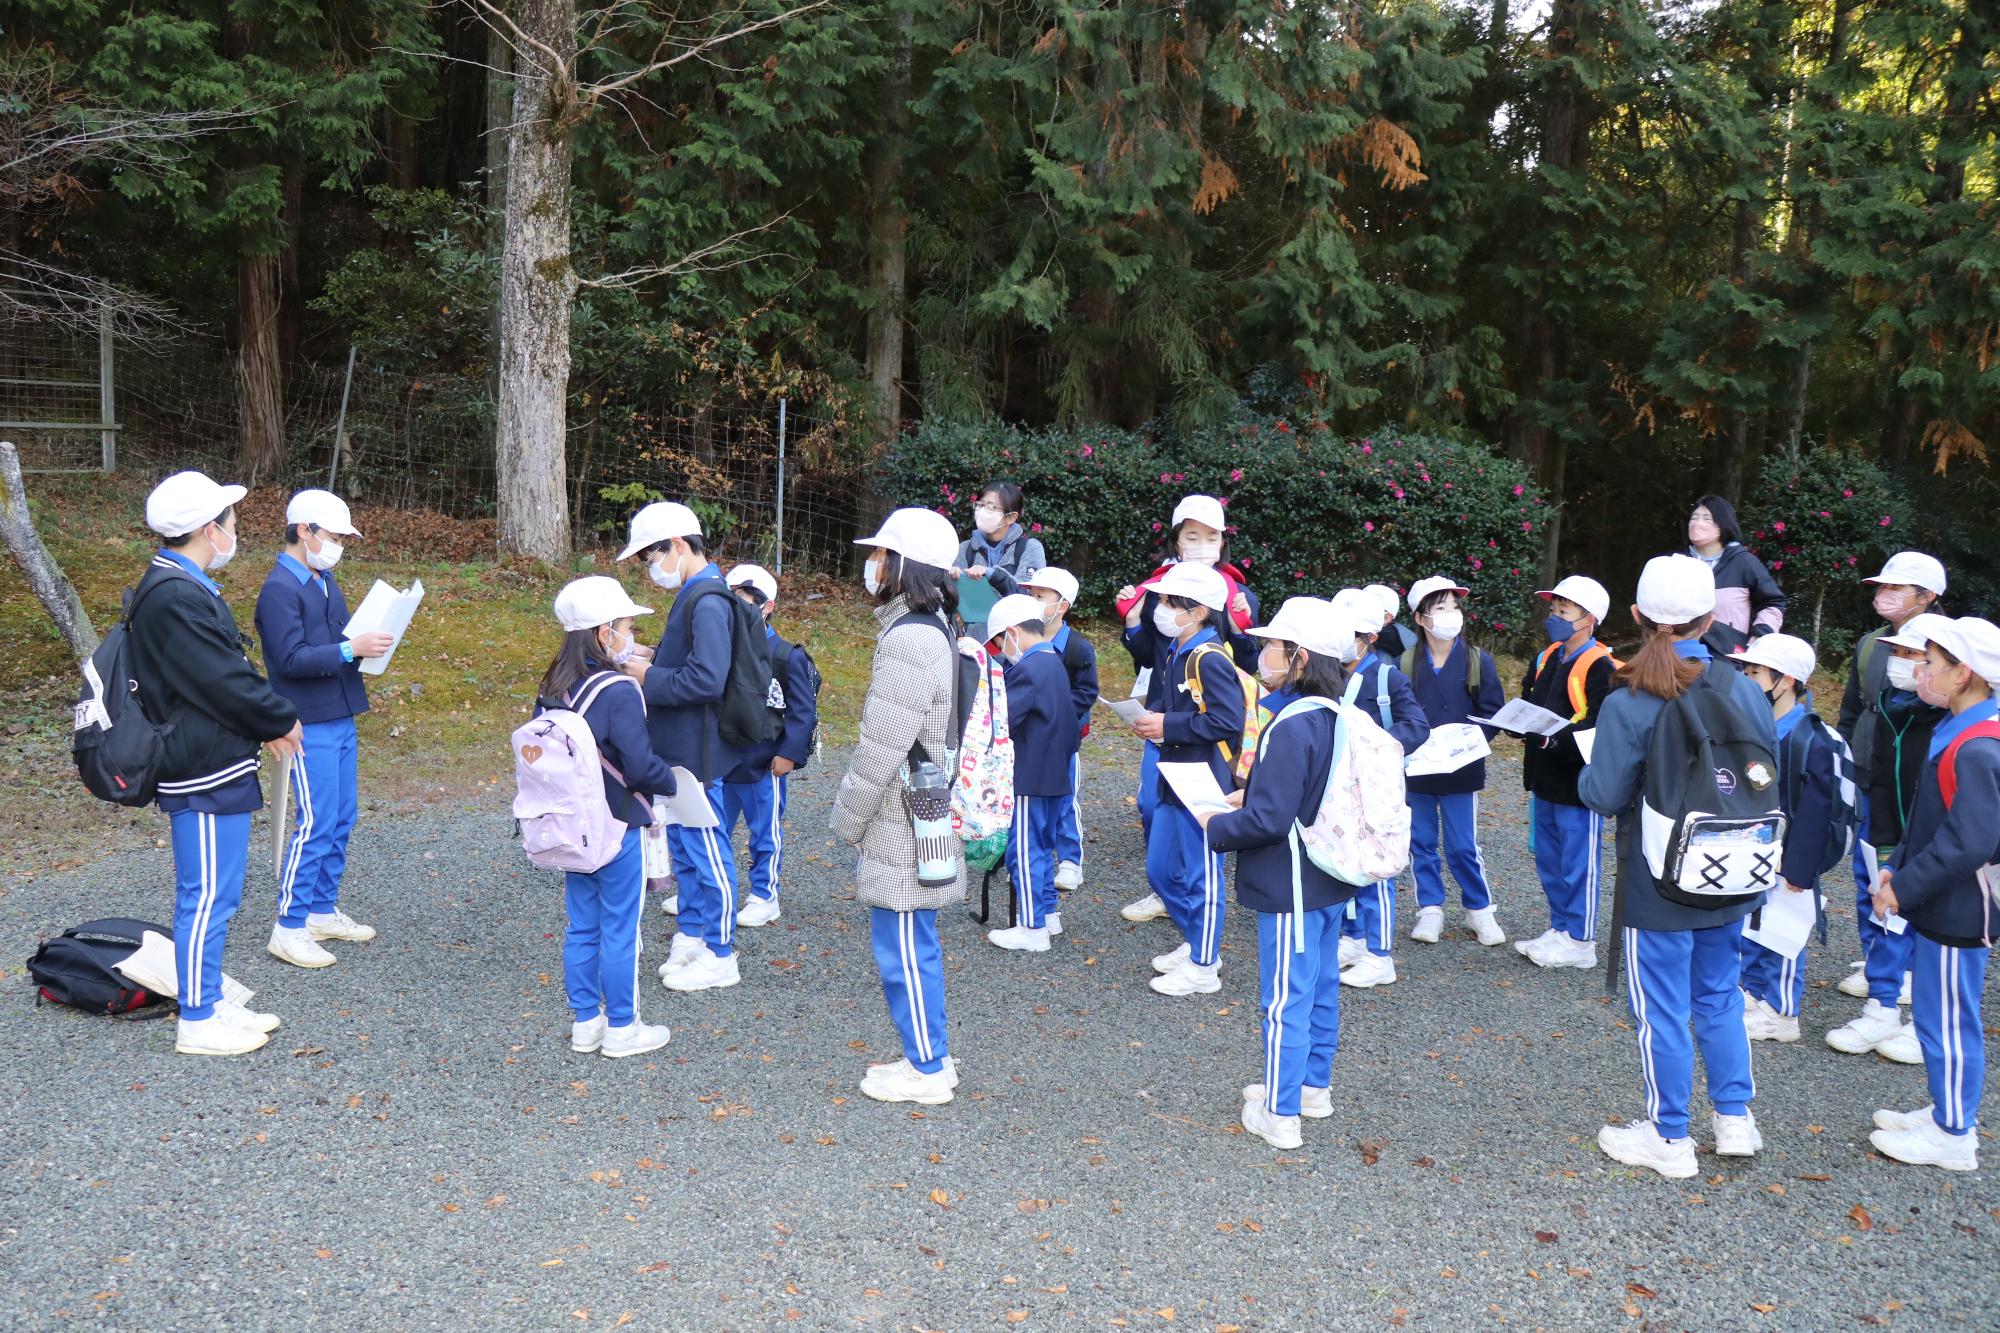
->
[1170, 494, 1226, 533]
[285, 488, 361, 537]
[1020, 566, 1079, 606]
[1362, 585, 1400, 623]
[1330, 588, 1384, 638]
[985, 594, 1046, 640]
[1884, 615, 2000, 690]
[854, 507, 960, 571]
[1249, 597, 1354, 661]
[725, 563, 778, 604]
[1407, 575, 1469, 613]
[554, 576, 653, 632]
[146, 470, 248, 538]
[1729, 632, 1817, 685]
[1536, 575, 1611, 625]
[1141, 561, 1230, 611]
[1636, 554, 1717, 625]
[617, 501, 703, 561]
[1879, 612, 1957, 652]
[1864, 551, 1947, 595]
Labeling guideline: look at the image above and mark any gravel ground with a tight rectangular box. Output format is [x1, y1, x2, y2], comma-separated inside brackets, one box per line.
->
[1, 743, 1995, 1331]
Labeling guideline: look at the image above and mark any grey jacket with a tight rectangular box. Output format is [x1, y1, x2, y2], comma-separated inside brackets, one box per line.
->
[831, 596, 967, 912]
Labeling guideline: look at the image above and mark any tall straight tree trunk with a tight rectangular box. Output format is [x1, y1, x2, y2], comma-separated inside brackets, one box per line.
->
[493, 0, 577, 561]
[862, 4, 912, 453]
[236, 249, 286, 482]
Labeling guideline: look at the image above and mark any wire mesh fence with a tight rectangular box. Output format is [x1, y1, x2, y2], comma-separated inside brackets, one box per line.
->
[0, 293, 117, 470]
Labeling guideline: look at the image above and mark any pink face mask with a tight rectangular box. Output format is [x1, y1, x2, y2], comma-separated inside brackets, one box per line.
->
[1873, 589, 1909, 622]
[1914, 661, 1959, 709]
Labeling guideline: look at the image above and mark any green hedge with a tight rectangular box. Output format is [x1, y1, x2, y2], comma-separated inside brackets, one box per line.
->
[883, 417, 1551, 638]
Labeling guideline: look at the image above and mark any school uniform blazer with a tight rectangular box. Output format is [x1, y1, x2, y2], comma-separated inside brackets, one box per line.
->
[1520, 640, 1617, 806]
[642, 563, 732, 782]
[721, 626, 820, 783]
[1050, 625, 1100, 736]
[1352, 651, 1431, 755]
[1002, 644, 1079, 797]
[1150, 627, 1246, 811]
[1118, 565, 1263, 673]
[1404, 639, 1504, 796]
[954, 523, 1046, 598]
[254, 554, 370, 724]
[1865, 691, 1945, 848]
[536, 668, 680, 827]
[1774, 699, 1840, 890]
[1890, 703, 2000, 948]
[1577, 651, 1776, 932]
[1207, 702, 1359, 914]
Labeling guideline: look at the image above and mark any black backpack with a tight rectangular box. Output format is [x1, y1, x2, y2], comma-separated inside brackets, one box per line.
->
[1639, 660, 1788, 910]
[894, 610, 978, 764]
[1782, 712, 1859, 880]
[72, 569, 186, 806]
[680, 580, 785, 751]
[27, 918, 174, 1015]
[768, 634, 824, 768]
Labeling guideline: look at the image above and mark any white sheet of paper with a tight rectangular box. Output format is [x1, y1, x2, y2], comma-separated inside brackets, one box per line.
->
[1860, 843, 1909, 934]
[1743, 887, 1819, 960]
[344, 577, 425, 676]
[1574, 728, 1597, 765]
[1404, 723, 1493, 777]
[1157, 761, 1234, 815]
[1130, 667, 1152, 701]
[1100, 697, 1149, 725]
[653, 768, 720, 829]
[270, 756, 292, 879]
[1469, 698, 1571, 738]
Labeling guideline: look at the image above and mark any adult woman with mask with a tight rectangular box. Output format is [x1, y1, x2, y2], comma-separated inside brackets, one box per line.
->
[952, 480, 1047, 614]
[1686, 494, 1786, 653]
[832, 507, 969, 1105]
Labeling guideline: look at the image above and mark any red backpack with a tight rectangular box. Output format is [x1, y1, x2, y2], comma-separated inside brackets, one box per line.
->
[1937, 720, 2000, 945]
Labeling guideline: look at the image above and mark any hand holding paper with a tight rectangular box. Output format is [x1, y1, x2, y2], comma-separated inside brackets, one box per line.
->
[1468, 698, 1570, 737]
[1157, 761, 1235, 816]
[343, 578, 425, 676]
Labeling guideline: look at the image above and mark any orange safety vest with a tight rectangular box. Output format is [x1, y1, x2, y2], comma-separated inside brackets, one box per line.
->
[1532, 641, 1621, 722]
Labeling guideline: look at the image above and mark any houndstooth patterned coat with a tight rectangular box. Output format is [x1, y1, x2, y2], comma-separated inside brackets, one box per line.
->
[831, 596, 968, 912]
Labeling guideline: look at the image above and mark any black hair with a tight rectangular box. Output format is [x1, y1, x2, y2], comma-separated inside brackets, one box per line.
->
[645, 534, 705, 560]
[163, 506, 234, 549]
[538, 626, 614, 705]
[1283, 641, 1350, 701]
[1692, 494, 1742, 545]
[871, 550, 957, 617]
[1165, 518, 1230, 567]
[1162, 593, 1213, 623]
[733, 584, 768, 608]
[980, 480, 1024, 518]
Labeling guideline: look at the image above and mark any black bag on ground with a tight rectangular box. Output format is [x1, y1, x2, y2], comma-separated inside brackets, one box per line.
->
[72, 572, 184, 806]
[681, 581, 785, 750]
[27, 918, 174, 1015]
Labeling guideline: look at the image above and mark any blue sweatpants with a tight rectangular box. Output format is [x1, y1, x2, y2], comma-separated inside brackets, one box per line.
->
[169, 809, 251, 1022]
[1340, 879, 1396, 956]
[1851, 791, 1879, 953]
[1257, 907, 1342, 1116]
[1145, 803, 1226, 967]
[720, 772, 787, 903]
[1409, 791, 1493, 911]
[1137, 742, 1160, 837]
[564, 828, 645, 1025]
[1055, 753, 1084, 869]
[1740, 936, 1808, 1017]
[667, 780, 739, 957]
[277, 717, 359, 927]
[871, 907, 949, 1074]
[1910, 932, 1987, 1137]
[1861, 833, 1915, 1007]
[1621, 921, 1755, 1140]
[1009, 793, 1065, 929]
[1533, 798, 1604, 941]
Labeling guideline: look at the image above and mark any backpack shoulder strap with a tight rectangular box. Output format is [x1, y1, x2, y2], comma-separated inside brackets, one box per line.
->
[1940, 720, 2000, 808]
[1399, 645, 1416, 678]
[1061, 627, 1088, 672]
[1185, 641, 1222, 714]
[1466, 646, 1483, 695]
[1375, 663, 1392, 729]
[1856, 627, 1883, 684]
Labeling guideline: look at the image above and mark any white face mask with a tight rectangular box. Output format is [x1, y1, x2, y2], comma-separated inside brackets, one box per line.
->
[999, 632, 1024, 664]
[649, 552, 682, 591]
[1886, 657, 1920, 691]
[1257, 647, 1291, 688]
[1426, 609, 1463, 640]
[1153, 604, 1187, 640]
[305, 534, 343, 572]
[863, 555, 885, 596]
[604, 628, 637, 666]
[1180, 537, 1222, 565]
[206, 522, 237, 572]
[974, 507, 1005, 536]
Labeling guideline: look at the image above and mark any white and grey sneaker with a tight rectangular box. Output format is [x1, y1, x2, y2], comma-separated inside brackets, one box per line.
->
[601, 1020, 672, 1059]
[306, 908, 375, 942]
[1148, 959, 1221, 996]
[268, 923, 336, 969]
[1713, 1111, 1762, 1157]
[214, 998, 281, 1034]
[1466, 906, 1507, 946]
[1120, 892, 1169, 923]
[175, 1014, 269, 1057]
[1054, 861, 1082, 892]
[1151, 941, 1192, 975]
[1597, 1119, 1697, 1179]
[1240, 1100, 1303, 1150]
[735, 895, 781, 928]
[570, 1015, 607, 1053]
[987, 925, 1051, 953]
[1242, 1083, 1333, 1119]
[1870, 1117, 1978, 1171]
[1409, 906, 1444, 944]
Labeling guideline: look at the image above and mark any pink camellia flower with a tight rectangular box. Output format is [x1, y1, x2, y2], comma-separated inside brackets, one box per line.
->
[1031, 523, 1043, 534]
[1493, 622, 1506, 632]
[1487, 539, 1498, 548]
[1511, 484, 1524, 497]
[1360, 444, 1373, 455]
[1847, 555, 1858, 566]
[1219, 496, 1231, 507]
[1159, 472, 1172, 484]
[1230, 468, 1243, 482]
[1420, 473, 1431, 483]
[939, 484, 950, 496]
[1771, 559, 1784, 570]
[1510, 568, 1520, 576]
[1392, 488, 1406, 500]
[1819, 510, 1830, 518]
[1363, 521, 1376, 532]
[1002, 450, 1012, 460]
[1443, 483, 1452, 490]
[1470, 558, 1483, 570]
[1753, 530, 1765, 540]
[1879, 515, 1893, 526]
[1173, 473, 1186, 483]
[1773, 521, 1787, 533]
[935, 505, 950, 516]
[1842, 488, 1853, 498]
[1522, 521, 1533, 532]
[1081, 444, 1094, 458]
[1151, 521, 1163, 532]
[1242, 557, 1253, 568]
[1275, 421, 1293, 434]
[1294, 570, 1306, 580]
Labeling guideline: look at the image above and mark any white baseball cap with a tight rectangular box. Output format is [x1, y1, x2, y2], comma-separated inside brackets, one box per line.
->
[725, 563, 778, 604]
[1863, 551, 1947, 595]
[1537, 575, 1611, 624]
[1330, 588, 1384, 637]
[1407, 576, 1469, 613]
[1170, 494, 1227, 533]
[854, 506, 960, 570]
[145, 470, 247, 538]
[1729, 632, 1817, 686]
[1249, 597, 1354, 661]
[985, 594, 1047, 640]
[1020, 566, 1079, 606]
[617, 501, 703, 561]
[285, 488, 361, 537]
[1879, 611, 1956, 653]
[1362, 584, 1401, 623]
[1884, 615, 2000, 689]
[1142, 561, 1230, 611]
[554, 576, 653, 632]
[1636, 554, 1717, 625]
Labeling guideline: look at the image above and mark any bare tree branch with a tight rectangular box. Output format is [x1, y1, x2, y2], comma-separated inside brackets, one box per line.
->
[0, 253, 198, 345]
[577, 212, 795, 290]
[577, 1, 827, 102]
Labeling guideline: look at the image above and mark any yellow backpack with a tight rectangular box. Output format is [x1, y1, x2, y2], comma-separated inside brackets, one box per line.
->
[1183, 642, 1264, 779]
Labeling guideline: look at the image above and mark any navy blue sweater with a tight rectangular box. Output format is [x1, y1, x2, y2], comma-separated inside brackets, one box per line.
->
[1002, 643, 1080, 797]
[1774, 699, 1840, 890]
[1890, 701, 2000, 948]
[1207, 699, 1360, 914]
[1050, 624, 1100, 736]
[1349, 651, 1431, 755]
[254, 554, 371, 725]
[642, 564, 733, 783]
[538, 668, 679, 828]
[1403, 639, 1504, 795]
[722, 626, 821, 783]
[1154, 627, 1247, 810]
[1121, 585, 1265, 684]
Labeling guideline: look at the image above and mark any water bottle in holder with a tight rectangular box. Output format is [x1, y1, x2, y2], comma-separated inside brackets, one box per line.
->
[903, 752, 958, 889]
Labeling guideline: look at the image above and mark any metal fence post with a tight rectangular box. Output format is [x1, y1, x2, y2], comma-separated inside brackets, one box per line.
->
[775, 396, 787, 575]
[98, 305, 116, 472]
[328, 344, 357, 491]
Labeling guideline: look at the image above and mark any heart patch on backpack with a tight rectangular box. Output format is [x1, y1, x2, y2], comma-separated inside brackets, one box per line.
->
[520, 744, 544, 765]
[1714, 767, 1737, 795]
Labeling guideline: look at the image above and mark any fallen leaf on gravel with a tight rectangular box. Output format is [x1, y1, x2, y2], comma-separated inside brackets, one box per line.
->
[541, 1259, 563, 1267]
[1006, 1313, 1028, 1324]
[1533, 1230, 1558, 1244]
[1356, 1139, 1387, 1166]
[1155, 1310, 1175, 1323]
[815, 1136, 837, 1146]
[1849, 1205, 1873, 1231]
[1766, 1184, 1786, 1196]
[315, 1249, 333, 1260]
[345, 1094, 363, 1109]
[634, 1262, 669, 1274]
[615, 1315, 634, 1329]
[485, 1195, 507, 1209]
[1215, 1222, 1234, 1233]
[291, 1046, 324, 1057]
[1016, 1199, 1050, 1213]
[1241, 1219, 1262, 1233]
[1626, 1283, 1656, 1299]
[928, 1189, 950, 1208]
[1412, 1156, 1435, 1168]
[441, 1203, 460, 1213]
[1440, 1268, 1457, 1279]
[1795, 1173, 1831, 1182]
[1806, 1124, 1823, 1135]
[1566, 1267, 1591, 1279]
[1751, 1303, 1775, 1313]
[1040, 1285, 1067, 1294]
[570, 1081, 588, 1097]
[1622, 1302, 1641, 1318]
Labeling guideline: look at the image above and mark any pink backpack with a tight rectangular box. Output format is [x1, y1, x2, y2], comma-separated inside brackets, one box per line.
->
[950, 643, 1015, 871]
[511, 672, 637, 873]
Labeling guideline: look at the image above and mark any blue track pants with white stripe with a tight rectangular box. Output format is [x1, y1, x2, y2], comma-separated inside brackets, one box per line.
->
[564, 827, 645, 1025]
[667, 779, 739, 957]
[1055, 753, 1084, 869]
[1621, 921, 1754, 1140]
[169, 809, 251, 1021]
[720, 772, 787, 903]
[1533, 798, 1603, 941]
[1910, 932, 1986, 1137]
[871, 908, 949, 1074]
[1257, 907, 1342, 1116]
[1145, 804, 1225, 967]
[1339, 879, 1396, 956]
[277, 717, 358, 927]
[1409, 791, 1492, 911]
[1740, 927, 1808, 1018]
[1009, 793, 1064, 928]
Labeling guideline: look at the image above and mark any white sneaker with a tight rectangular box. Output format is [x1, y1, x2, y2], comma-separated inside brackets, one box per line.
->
[1149, 959, 1221, 996]
[1240, 1101, 1304, 1150]
[659, 893, 680, 916]
[1120, 892, 1169, 923]
[268, 923, 336, 969]
[1054, 861, 1082, 892]
[1466, 906, 1507, 946]
[175, 1014, 269, 1056]
[1243, 1083, 1333, 1119]
[1873, 1104, 1937, 1134]
[1743, 998, 1800, 1043]
[214, 998, 281, 1034]
[1713, 1111, 1762, 1157]
[735, 895, 782, 928]
[1875, 1022, 1923, 1065]
[1870, 1117, 1978, 1171]
[571, 1015, 606, 1053]
[663, 948, 740, 993]
[1515, 927, 1560, 958]
[861, 1056, 961, 1092]
[1337, 936, 1369, 967]
[1836, 963, 1870, 998]
[1152, 942, 1192, 974]
[1597, 1119, 1698, 1179]
[1409, 906, 1444, 944]
[1899, 972, 1912, 1006]
[601, 1020, 672, 1058]
[306, 908, 375, 942]
[860, 1060, 955, 1105]
[987, 925, 1051, 953]
[663, 932, 703, 972]
[1527, 933, 1596, 969]
[1045, 913, 1063, 937]
[1826, 999, 1903, 1054]
[1339, 953, 1397, 989]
